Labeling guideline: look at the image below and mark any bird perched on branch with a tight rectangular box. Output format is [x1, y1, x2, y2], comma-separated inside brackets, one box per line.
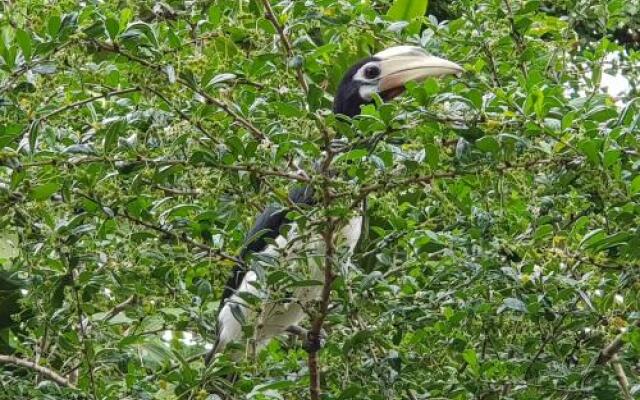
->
[206, 46, 462, 364]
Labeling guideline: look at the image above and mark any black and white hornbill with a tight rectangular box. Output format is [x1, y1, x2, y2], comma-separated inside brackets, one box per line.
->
[206, 46, 462, 363]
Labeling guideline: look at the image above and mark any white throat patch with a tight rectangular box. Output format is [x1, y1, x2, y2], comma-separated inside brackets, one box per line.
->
[358, 84, 378, 101]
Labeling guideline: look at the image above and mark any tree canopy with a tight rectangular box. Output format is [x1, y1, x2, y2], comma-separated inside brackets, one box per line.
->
[0, 0, 639, 399]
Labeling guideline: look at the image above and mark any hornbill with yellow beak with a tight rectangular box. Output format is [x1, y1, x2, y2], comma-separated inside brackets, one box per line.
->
[206, 46, 462, 364]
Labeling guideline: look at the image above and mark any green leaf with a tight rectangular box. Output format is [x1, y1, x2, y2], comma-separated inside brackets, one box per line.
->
[249, 380, 296, 394]
[475, 136, 499, 154]
[0, 233, 19, 260]
[122, 22, 158, 47]
[0, 123, 24, 148]
[207, 73, 236, 87]
[462, 348, 478, 368]
[105, 17, 120, 40]
[387, 0, 428, 21]
[140, 340, 172, 364]
[578, 139, 601, 165]
[208, 5, 222, 26]
[15, 29, 31, 61]
[561, 111, 575, 131]
[501, 297, 527, 313]
[580, 229, 606, 249]
[534, 224, 553, 241]
[423, 77, 439, 96]
[603, 149, 620, 168]
[32, 63, 57, 75]
[48, 14, 61, 37]
[30, 182, 60, 201]
[425, 143, 439, 168]
[630, 175, 640, 195]
[336, 149, 368, 162]
[159, 307, 185, 319]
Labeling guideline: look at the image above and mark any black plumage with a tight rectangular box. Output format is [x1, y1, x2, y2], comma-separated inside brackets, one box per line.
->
[218, 186, 316, 313]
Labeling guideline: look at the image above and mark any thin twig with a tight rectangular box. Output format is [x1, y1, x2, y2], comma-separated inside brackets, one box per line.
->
[75, 191, 240, 264]
[63, 254, 98, 399]
[19, 156, 310, 182]
[148, 183, 202, 197]
[260, 0, 308, 94]
[524, 303, 572, 378]
[22, 87, 140, 146]
[102, 295, 136, 322]
[0, 355, 76, 389]
[502, 0, 528, 78]
[41, 87, 140, 120]
[0, 41, 72, 93]
[92, 41, 267, 142]
[468, 10, 501, 87]
[341, 157, 570, 206]
[144, 86, 221, 144]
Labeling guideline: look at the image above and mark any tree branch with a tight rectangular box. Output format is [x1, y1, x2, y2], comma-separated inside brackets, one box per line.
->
[21, 87, 140, 147]
[308, 217, 336, 400]
[597, 319, 640, 364]
[260, 0, 308, 94]
[19, 156, 310, 182]
[0, 41, 72, 93]
[102, 295, 136, 323]
[41, 87, 140, 120]
[0, 355, 76, 389]
[502, 0, 528, 78]
[611, 354, 633, 400]
[63, 253, 98, 399]
[143, 85, 221, 145]
[342, 156, 571, 207]
[75, 191, 240, 264]
[91, 41, 267, 142]
[307, 120, 337, 400]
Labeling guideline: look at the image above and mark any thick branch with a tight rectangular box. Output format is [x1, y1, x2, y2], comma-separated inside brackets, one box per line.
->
[308, 218, 336, 400]
[0, 355, 76, 389]
[307, 124, 337, 400]
[611, 354, 632, 400]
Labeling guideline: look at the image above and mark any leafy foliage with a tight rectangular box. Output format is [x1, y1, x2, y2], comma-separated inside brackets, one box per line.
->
[0, 0, 639, 399]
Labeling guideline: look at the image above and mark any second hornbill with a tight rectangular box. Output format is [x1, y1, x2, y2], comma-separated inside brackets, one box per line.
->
[206, 46, 462, 363]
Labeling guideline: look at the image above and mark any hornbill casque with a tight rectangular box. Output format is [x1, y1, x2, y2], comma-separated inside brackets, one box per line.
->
[206, 46, 462, 364]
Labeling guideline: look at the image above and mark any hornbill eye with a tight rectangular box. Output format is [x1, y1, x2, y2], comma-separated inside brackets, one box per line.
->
[363, 65, 381, 79]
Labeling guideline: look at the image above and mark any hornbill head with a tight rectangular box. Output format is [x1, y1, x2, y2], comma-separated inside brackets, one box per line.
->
[333, 46, 463, 118]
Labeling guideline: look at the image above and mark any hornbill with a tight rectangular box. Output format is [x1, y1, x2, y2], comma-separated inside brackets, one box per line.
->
[206, 46, 462, 364]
